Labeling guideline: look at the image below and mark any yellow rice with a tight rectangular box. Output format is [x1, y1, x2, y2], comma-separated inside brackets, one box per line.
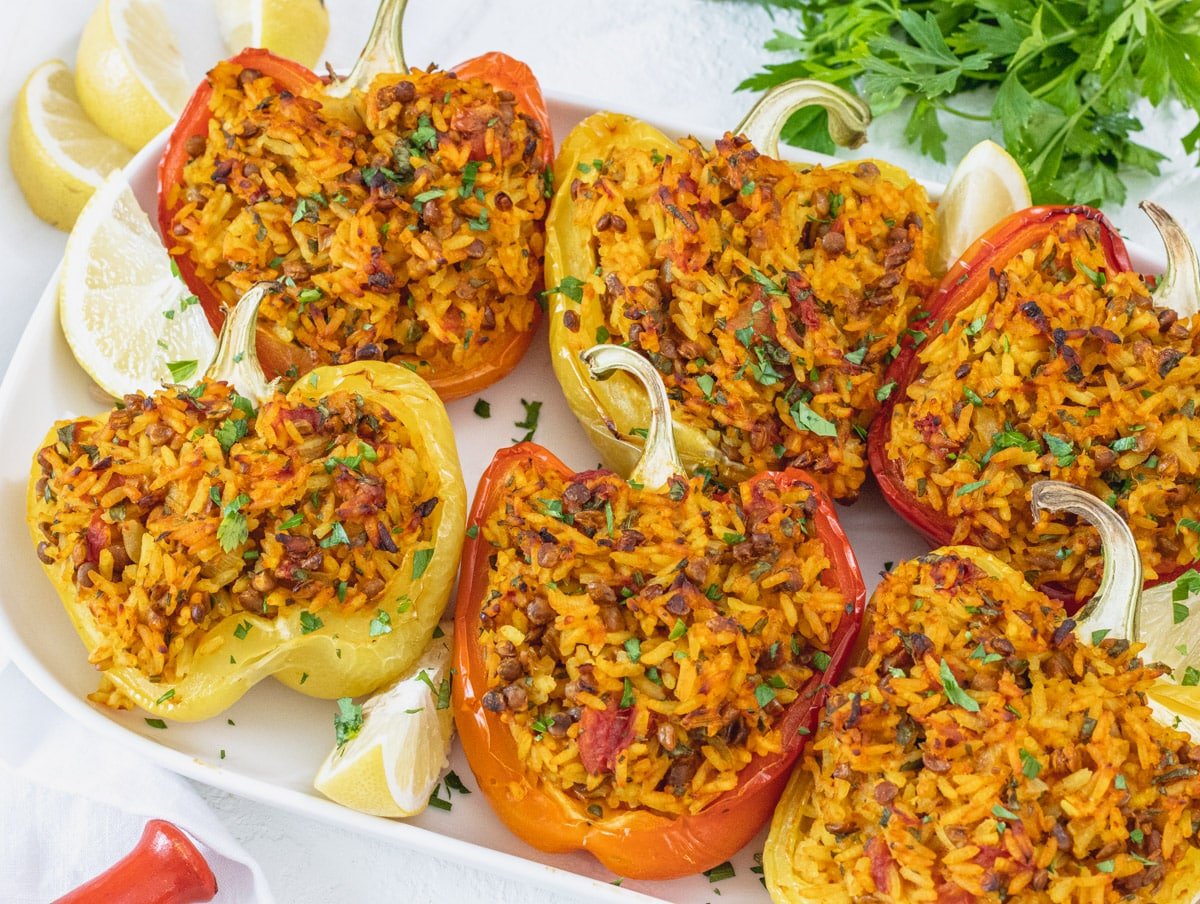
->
[884, 213, 1200, 599]
[476, 466, 848, 817]
[771, 551, 1200, 902]
[164, 62, 548, 377]
[32, 380, 439, 690]
[566, 134, 938, 501]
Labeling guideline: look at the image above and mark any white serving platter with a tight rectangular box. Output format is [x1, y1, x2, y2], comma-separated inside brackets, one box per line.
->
[0, 89, 1168, 904]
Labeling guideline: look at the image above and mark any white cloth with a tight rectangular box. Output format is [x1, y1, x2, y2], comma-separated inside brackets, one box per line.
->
[0, 663, 273, 904]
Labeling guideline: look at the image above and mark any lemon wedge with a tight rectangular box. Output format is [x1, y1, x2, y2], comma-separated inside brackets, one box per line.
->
[10, 60, 132, 230]
[59, 170, 217, 398]
[935, 139, 1032, 273]
[314, 625, 455, 817]
[215, 0, 330, 69]
[75, 0, 190, 151]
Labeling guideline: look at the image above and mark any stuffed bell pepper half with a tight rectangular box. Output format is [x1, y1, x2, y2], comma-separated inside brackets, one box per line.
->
[870, 203, 1200, 602]
[29, 284, 466, 721]
[159, 0, 553, 399]
[766, 482, 1200, 903]
[545, 80, 941, 502]
[452, 343, 866, 879]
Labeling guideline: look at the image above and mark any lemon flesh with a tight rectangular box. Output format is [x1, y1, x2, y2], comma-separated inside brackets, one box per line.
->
[215, 0, 330, 69]
[935, 139, 1032, 274]
[314, 625, 455, 818]
[59, 171, 217, 398]
[75, 0, 190, 151]
[10, 60, 132, 231]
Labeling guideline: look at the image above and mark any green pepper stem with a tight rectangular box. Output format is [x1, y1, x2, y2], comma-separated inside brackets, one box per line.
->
[203, 283, 278, 407]
[1141, 202, 1200, 319]
[735, 80, 871, 160]
[580, 345, 684, 491]
[1030, 480, 1141, 643]
[326, 0, 409, 99]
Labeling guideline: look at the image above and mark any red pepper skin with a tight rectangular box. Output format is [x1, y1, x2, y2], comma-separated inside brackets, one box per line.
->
[53, 819, 217, 904]
[157, 49, 554, 397]
[865, 205, 1193, 597]
[451, 443, 866, 880]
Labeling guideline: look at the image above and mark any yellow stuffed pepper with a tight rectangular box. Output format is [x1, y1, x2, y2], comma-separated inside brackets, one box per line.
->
[545, 81, 940, 503]
[765, 482, 1200, 902]
[29, 284, 466, 721]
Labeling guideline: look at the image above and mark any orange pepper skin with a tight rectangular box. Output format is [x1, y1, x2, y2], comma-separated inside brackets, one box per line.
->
[157, 48, 553, 400]
[451, 443, 867, 879]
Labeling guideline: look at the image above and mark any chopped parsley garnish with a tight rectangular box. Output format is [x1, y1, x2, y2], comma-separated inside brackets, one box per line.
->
[443, 770, 471, 796]
[369, 610, 392, 636]
[1074, 258, 1107, 287]
[166, 360, 198, 383]
[214, 417, 248, 453]
[300, 611, 324, 634]
[789, 399, 837, 437]
[155, 689, 175, 705]
[513, 398, 542, 442]
[624, 637, 641, 662]
[319, 521, 350, 548]
[875, 380, 897, 402]
[1042, 433, 1076, 467]
[544, 276, 585, 303]
[939, 658, 980, 712]
[333, 697, 363, 748]
[704, 861, 736, 882]
[620, 677, 636, 708]
[956, 479, 989, 497]
[812, 650, 831, 671]
[473, 398, 491, 418]
[748, 267, 786, 296]
[992, 804, 1019, 821]
[217, 494, 251, 552]
[668, 618, 688, 640]
[1019, 749, 1042, 778]
[754, 682, 777, 708]
[144, 718, 167, 730]
[412, 547, 435, 580]
[459, 161, 480, 198]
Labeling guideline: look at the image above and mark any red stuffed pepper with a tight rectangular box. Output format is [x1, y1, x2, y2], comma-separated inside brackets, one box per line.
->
[452, 344, 866, 879]
[158, 0, 553, 399]
[869, 202, 1200, 602]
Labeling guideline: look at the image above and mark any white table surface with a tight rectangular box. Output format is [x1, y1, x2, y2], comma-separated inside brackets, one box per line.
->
[1, 2, 1198, 902]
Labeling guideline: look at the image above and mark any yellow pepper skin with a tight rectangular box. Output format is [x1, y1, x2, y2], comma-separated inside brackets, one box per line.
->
[28, 293, 466, 722]
[545, 111, 932, 485]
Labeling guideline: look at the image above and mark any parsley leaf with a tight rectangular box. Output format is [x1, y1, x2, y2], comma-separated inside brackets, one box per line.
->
[742, 0, 1200, 207]
[939, 658, 980, 712]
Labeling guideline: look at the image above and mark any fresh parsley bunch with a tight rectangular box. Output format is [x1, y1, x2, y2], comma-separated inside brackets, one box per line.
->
[742, 0, 1200, 205]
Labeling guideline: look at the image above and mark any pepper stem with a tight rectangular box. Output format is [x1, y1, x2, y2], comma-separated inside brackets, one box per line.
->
[203, 283, 279, 407]
[326, 0, 409, 99]
[580, 345, 684, 491]
[1141, 201, 1200, 319]
[735, 80, 871, 160]
[1030, 480, 1141, 643]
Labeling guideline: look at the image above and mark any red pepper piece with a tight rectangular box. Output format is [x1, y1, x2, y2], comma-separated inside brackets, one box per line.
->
[53, 820, 217, 904]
